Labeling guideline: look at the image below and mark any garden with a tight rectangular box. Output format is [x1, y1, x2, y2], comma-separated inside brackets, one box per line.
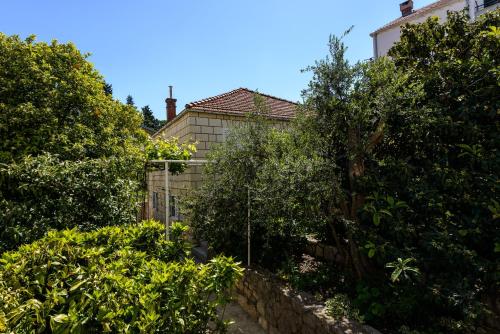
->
[0, 9, 498, 334]
[187, 11, 500, 334]
[0, 32, 240, 333]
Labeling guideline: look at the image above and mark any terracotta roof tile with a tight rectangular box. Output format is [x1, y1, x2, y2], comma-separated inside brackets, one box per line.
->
[185, 88, 297, 119]
[370, 0, 460, 36]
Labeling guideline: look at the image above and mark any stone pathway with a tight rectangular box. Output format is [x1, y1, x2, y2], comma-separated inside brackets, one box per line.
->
[222, 302, 265, 334]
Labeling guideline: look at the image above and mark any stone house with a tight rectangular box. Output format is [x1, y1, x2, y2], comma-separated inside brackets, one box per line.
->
[146, 87, 297, 223]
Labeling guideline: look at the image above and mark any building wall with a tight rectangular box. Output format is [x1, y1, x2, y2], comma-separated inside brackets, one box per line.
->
[476, 0, 500, 16]
[147, 110, 289, 223]
[372, 0, 468, 58]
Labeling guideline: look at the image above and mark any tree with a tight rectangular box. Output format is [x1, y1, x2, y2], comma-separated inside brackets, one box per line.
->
[141, 105, 161, 131]
[302, 11, 500, 332]
[299, 10, 500, 332]
[300, 30, 403, 279]
[103, 81, 113, 96]
[126, 94, 135, 106]
[188, 96, 323, 266]
[0, 34, 194, 252]
[0, 34, 145, 163]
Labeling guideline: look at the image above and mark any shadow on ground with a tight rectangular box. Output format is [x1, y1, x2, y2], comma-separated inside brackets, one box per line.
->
[221, 302, 265, 334]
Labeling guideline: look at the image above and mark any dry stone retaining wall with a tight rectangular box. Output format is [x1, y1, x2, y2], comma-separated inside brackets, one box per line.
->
[304, 237, 343, 264]
[235, 268, 381, 334]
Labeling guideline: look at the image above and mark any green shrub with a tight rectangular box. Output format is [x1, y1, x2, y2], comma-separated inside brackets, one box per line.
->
[325, 294, 362, 323]
[0, 221, 243, 333]
[145, 137, 196, 174]
[0, 154, 141, 252]
[278, 255, 340, 295]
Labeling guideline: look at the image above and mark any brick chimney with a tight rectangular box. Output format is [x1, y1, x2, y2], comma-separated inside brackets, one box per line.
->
[166, 85, 177, 123]
[400, 0, 413, 17]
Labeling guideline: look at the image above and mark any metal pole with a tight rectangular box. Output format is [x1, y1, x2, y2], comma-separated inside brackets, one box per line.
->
[247, 186, 251, 267]
[165, 161, 170, 240]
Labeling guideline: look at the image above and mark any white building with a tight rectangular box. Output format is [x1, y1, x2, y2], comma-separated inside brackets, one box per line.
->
[370, 0, 499, 58]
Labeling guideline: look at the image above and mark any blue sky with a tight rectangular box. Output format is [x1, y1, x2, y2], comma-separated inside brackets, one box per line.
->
[1, 0, 435, 120]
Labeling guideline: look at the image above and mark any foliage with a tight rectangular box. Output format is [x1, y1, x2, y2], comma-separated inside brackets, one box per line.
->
[103, 82, 113, 96]
[186, 95, 325, 266]
[0, 221, 243, 333]
[0, 34, 195, 252]
[278, 254, 340, 295]
[191, 10, 500, 333]
[298, 10, 500, 333]
[325, 294, 363, 323]
[0, 34, 155, 252]
[385, 258, 420, 283]
[0, 154, 142, 253]
[141, 105, 163, 131]
[0, 34, 146, 164]
[299, 32, 407, 280]
[145, 137, 196, 174]
[126, 94, 135, 106]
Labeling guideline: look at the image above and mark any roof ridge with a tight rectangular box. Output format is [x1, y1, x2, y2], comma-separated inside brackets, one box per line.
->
[186, 87, 298, 108]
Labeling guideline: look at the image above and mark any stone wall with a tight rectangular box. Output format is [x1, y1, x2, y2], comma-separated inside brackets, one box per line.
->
[305, 236, 343, 264]
[235, 268, 381, 334]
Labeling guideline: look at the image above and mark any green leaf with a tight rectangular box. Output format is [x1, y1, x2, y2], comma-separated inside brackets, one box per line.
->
[69, 279, 87, 292]
[52, 314, 69, 323]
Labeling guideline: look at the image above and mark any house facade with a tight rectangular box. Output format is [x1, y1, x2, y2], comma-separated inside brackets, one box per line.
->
[146, 87, 297, 223]
[370, 0, 499, 58]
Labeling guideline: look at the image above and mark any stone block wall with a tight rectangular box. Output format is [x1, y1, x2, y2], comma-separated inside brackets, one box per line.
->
[304, 236, 344, 264]
[235, 268, 381, 334]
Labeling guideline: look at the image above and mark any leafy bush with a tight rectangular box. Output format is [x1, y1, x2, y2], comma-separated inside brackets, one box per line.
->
[0, 221, 243, 333]
[325, 294, 363, 323]
[278, 255, 340, 295]
[0, 154, 141, 252]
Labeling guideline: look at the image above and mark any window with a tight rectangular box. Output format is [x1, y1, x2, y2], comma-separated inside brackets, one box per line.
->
[152, 192, 158, 209]
[484, 0, 499, 7]
[169, 195, 178, 218]
[152, 192, 160, 220]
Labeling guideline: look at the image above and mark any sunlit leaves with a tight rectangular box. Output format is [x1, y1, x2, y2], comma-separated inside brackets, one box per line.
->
[0, 221, 243, 333]
[385, 257, 420, 283]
